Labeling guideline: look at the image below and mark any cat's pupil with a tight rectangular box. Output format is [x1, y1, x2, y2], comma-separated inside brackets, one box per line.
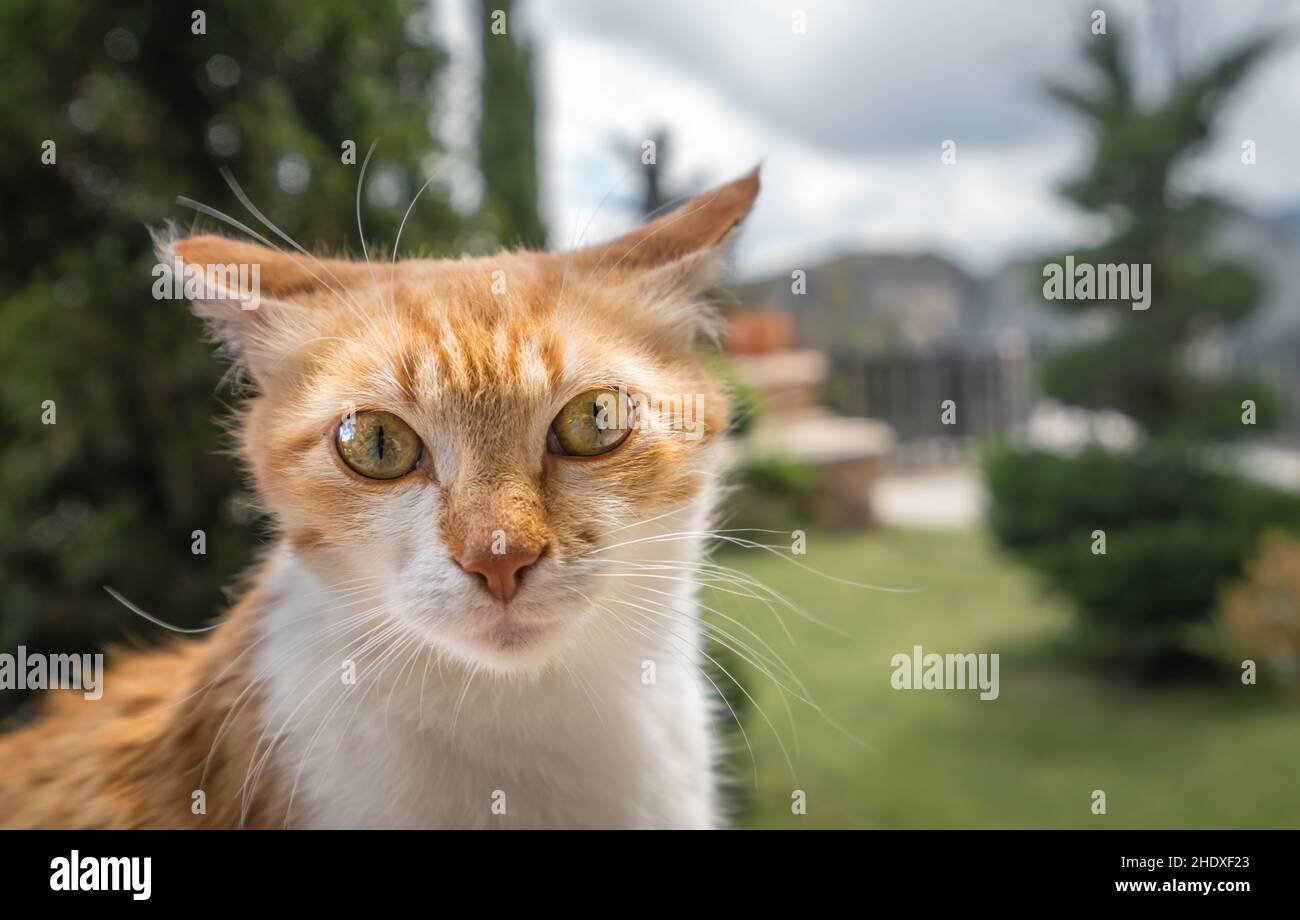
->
[374, 426, 385, 460]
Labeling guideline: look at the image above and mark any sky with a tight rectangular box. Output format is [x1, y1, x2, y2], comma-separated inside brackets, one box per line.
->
[437, 0, 1300, 278]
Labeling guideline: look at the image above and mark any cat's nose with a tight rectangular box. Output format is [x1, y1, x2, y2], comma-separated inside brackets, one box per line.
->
[455, 546, 543, 603]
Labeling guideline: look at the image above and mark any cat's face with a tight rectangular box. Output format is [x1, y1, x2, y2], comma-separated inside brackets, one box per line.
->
[166, 170, 758, 672]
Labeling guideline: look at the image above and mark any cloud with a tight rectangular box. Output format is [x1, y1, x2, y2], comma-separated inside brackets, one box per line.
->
[514, 0, 1300, 273]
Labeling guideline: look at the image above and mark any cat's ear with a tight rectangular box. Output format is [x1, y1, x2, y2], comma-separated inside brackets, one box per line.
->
[573, 167, 760, 280]
[569, 167, 760, 349]
[153, 232, 362, 383]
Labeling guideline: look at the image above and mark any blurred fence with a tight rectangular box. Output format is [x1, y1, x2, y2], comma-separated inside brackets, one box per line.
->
[826, 349, 1034, 466]
[826, 339, 1300, 470]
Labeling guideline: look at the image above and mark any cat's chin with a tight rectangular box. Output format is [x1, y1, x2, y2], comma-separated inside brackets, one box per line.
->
[425, 612, 572, 674]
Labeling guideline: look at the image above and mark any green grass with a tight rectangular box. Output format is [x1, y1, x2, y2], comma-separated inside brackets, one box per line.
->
[704, 528, 1300, 828]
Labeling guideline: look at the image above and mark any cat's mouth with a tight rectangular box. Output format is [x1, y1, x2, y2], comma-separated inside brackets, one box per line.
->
[400, 583, 575, 668]
[476, 618, 551, 650]
[455, 602, 566, 659]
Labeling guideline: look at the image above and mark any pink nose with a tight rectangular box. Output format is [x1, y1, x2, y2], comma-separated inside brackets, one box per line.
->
[456, 547, 542, 602]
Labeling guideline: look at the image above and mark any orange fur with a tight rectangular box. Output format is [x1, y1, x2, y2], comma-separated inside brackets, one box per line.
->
[0, 593, 288, 828]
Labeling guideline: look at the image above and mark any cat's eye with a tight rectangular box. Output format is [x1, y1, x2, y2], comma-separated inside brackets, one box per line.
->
[548, 388, 635, 457]
[336, 410, 423, 480]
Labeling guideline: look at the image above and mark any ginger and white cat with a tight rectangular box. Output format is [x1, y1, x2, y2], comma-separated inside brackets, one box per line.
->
[0, 169, 760, 829]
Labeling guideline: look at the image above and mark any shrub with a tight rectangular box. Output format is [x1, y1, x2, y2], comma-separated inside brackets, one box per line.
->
[1220, 531, 1300, 688]
[983, 443, 1300, 637]
[725, 454, 819, 533]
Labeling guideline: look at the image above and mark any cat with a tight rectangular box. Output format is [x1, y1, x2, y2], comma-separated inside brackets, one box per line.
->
[0, 168, 760, 829]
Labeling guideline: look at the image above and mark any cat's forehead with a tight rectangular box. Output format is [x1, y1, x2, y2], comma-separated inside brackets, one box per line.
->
[380, 253, 611, 340]
[315, 262, 658, 412]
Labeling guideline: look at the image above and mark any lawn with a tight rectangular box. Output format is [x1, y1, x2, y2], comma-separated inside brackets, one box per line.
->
[704, 528, 1300, 828]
